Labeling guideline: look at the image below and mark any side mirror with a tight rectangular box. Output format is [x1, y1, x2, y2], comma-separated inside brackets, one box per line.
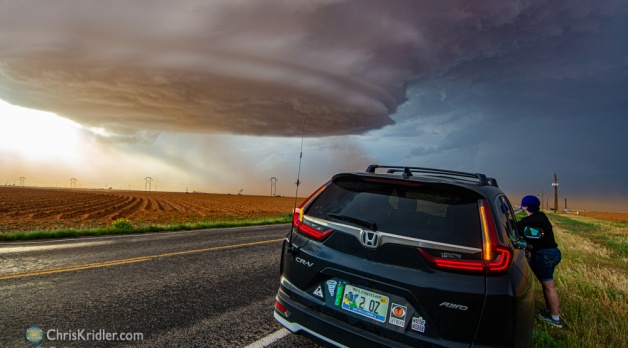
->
[512, 238, 528, 250]
[522, 226, 544, 239]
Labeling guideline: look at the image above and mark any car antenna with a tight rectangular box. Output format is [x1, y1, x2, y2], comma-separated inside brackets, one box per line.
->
[288, 119, 305, 254]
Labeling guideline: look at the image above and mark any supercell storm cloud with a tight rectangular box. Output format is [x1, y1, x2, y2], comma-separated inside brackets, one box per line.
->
[1, 0, 624, 137]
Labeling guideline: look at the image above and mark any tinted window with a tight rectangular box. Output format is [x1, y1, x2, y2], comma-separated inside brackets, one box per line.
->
[305, 176, 483, 248]
[495, 195, 519, 242]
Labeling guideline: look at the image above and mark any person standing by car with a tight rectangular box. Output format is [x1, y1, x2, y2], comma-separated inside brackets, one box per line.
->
[517, 195, 563, 328]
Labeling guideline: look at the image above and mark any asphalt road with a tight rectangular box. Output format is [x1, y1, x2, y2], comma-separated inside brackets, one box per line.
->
[0, 225, 322, 347]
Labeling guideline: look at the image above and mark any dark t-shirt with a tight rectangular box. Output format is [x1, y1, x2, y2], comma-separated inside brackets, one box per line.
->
[516, 211, 558, 251]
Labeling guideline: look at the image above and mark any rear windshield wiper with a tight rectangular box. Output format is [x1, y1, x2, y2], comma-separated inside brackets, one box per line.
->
[327, 213, 377, 231]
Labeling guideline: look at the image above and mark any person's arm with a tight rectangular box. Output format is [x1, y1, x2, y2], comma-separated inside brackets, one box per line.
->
[516, 216, 528, 238]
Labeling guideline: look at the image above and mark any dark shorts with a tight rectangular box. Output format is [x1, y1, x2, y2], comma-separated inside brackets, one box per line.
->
[530, 248, 562, 282]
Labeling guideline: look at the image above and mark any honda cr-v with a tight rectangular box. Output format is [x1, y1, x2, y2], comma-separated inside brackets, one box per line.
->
[274, 165, 534, 347]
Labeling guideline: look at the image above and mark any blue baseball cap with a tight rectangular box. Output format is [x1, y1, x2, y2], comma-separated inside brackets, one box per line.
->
[521, 195, 541, 207]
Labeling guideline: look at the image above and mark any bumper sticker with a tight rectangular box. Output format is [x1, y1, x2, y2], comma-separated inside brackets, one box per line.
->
[334, 282, 345, 306]
[326, 280, 337, 297]
[389, 303, 407, 327]
[313, 285, 324, 298]
[411, 317, 426, 333]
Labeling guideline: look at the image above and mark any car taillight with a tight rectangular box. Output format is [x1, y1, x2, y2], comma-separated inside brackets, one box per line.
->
[292, 210, 333, 241]
[292, 182, 333, 241]
[417, 248, 485, 272]
[479, 199, 513, 274]
[417, 199, 512, 275]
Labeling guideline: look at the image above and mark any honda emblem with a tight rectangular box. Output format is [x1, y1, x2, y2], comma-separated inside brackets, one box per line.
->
[360, 230, 380, 248]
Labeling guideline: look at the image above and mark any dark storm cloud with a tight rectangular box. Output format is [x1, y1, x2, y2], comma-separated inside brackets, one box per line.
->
[2, 0, 625, 138]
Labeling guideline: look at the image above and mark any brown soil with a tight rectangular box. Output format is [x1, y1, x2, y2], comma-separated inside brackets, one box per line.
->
[0, 186, 300, 232]
[577, 211, 628, 223]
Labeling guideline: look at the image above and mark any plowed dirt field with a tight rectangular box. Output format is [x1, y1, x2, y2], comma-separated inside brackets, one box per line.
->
[578, 211, 628, 223]
[0, 186, 300, 232]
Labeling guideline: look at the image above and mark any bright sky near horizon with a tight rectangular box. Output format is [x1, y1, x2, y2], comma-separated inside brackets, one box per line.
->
[1, 0, 627, 212]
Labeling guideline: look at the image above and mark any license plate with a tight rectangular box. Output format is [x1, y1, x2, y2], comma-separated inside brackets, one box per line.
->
[340, 284, 389, 322]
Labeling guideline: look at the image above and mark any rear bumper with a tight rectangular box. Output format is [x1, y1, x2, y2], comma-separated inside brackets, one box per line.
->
[275, 286, 421, 348]
[274, 311, 349, 348]
[274, 277, 527, 348]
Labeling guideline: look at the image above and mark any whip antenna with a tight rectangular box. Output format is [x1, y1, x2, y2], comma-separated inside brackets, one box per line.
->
[288, 119, 305, 254]
[293, 119, 305, 210]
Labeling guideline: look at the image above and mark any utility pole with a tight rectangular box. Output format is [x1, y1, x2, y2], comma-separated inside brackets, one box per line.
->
[144, 177, 153, 191]
[565, 198, 568, 212]
[70, 178, 77, 189]
[552, 173, 559, 212]
[19, 177, 25, 186]
[269, 177, 278, 197]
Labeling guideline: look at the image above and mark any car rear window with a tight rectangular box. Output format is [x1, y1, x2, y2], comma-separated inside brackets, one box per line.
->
[305, 176, 483, 248]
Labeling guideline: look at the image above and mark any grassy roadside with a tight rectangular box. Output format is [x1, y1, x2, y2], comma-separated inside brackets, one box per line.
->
[0, 214, 292, 242]
[532, 213, 628, 348]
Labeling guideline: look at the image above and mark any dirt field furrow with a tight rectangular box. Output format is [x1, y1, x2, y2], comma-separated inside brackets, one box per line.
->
[109, 196, 144, 221]
[155, 199, 167, 212]
[84, 196, 135, 220]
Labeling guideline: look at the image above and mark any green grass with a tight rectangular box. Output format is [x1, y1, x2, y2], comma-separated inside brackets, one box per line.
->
[550, 214, 628, 256]
[531, 213, 628, 348]
[0, 214, 292, 242]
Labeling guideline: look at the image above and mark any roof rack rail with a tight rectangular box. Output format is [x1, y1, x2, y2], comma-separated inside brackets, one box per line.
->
[365, 165, 499, 187]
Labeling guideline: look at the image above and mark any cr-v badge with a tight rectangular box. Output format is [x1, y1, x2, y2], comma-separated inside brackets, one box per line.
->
[295, 257, 314, 267]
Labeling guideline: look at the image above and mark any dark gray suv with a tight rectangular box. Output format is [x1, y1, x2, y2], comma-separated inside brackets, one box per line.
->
[274, 165, 534, 347]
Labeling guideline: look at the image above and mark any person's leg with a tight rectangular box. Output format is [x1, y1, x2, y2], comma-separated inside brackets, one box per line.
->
[532, 248, 563, 326]
[541, 280, 559, 316]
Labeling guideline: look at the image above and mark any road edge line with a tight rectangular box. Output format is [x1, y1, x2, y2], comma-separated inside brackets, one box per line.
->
[244, 328, 290, 348]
